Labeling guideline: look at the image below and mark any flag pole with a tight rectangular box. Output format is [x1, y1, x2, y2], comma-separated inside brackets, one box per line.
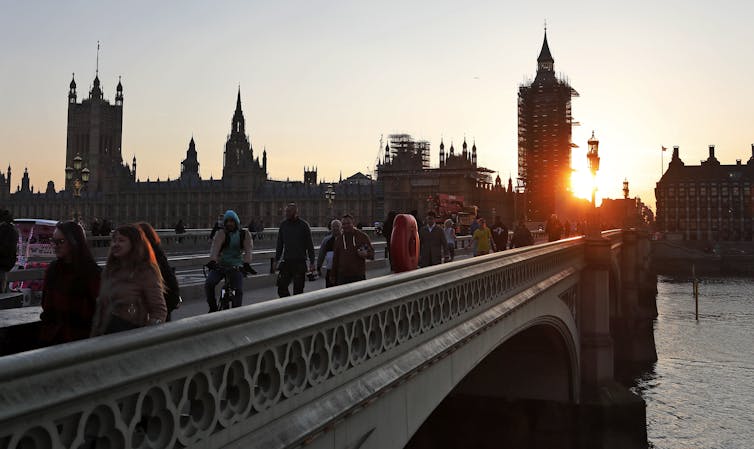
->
[661, 146, 664, 178]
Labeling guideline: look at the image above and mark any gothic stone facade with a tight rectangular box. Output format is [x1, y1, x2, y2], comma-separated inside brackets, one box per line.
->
[1, 76, 381, 229]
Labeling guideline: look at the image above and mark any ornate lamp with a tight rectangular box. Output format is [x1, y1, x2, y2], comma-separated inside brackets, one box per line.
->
[325, 184, 336, 219]
[73, 154, 83, 171]
[623, 178, 629, 199]
[586, 131, 601, 237]
[587, 131, 600, 206]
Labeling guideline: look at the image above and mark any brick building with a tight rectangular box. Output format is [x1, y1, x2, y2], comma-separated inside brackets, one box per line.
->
[655, 145, 754, 241]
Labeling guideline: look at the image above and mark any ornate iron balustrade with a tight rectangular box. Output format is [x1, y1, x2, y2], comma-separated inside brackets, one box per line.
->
[0, 235, 592, 449]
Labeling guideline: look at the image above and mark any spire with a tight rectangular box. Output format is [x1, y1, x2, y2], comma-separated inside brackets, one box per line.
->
[231, 87, 246, 135]
[537, 27, 554, 71]
[90, 42, 103, 100]
[68, 73, 77, 103]
[181, 137, 200, 180]
[115, 75, 123, 105]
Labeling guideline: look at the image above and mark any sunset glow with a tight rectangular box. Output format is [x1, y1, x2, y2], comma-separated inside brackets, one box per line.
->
[2, 2, 754, 211]
[570, 169, 603, 206]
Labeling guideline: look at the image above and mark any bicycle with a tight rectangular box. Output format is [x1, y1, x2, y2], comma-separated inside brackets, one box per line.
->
[203, 265, 247, 311]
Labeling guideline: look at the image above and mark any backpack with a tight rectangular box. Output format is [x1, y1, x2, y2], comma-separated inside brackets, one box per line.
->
[0, 223, 18, 271]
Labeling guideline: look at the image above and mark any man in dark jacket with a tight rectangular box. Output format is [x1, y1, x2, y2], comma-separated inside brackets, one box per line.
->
[491, 217, 509, 252]
[511, 220, 534, 248]
[545, 214, 563, 242]
[276, 203, 315, 297]
[0, 210, 18, 293]
[331, 215, 374, 285]
[418, 211, 446, 267]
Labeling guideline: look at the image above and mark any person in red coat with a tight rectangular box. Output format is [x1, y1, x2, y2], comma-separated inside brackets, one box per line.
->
[39, 221, 101, 346]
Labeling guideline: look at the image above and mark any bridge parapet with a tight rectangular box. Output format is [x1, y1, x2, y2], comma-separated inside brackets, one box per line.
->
[0, 235, 583, 449]
[0, 230, 654, 449]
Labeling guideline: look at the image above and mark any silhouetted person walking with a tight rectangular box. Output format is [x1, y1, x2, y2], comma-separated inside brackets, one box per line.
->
[276, 203, 315, 297]
[511, 221, 534, 248]
[419, 211, 446, 267]
[545, 214, 563, 242]
[491, 217, 508, 252]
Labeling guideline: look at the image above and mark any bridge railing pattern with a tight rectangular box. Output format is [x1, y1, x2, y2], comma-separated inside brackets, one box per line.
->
[0, 231, 586, 449]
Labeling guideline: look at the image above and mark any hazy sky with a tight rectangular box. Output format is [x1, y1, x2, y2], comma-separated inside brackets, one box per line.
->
[2, 0, 754, 209]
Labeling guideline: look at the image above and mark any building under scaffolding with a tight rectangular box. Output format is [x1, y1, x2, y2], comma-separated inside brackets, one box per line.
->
[387, 134, 431, 169]
[518, 30, 579, 221]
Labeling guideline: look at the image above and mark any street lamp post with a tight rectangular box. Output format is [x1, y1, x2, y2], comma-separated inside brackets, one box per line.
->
[325, 184, 336, 223]
[623, 178, 630, 228]
[516, 178, 527, 223]
[586, 131, 601, 237]
[65, 154, 90, 223]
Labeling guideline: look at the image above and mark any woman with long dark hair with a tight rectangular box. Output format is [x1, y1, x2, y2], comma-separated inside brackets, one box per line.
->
[91, 224, 166, 335]
[136, 222, 181, 321]
[39, 221, 101, 346]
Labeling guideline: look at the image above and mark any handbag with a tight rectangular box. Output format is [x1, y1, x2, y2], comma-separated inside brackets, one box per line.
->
[104, 314, 140, 335]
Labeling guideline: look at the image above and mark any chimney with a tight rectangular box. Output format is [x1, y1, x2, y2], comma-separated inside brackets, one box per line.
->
[751, 143, 754, 159]
[672, 146, 679, 159]
[709, 145, 715, 159]
[737, 159, 742, 166]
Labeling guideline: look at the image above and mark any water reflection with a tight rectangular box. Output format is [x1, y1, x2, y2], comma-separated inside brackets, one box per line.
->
[626, 276, 754, 449]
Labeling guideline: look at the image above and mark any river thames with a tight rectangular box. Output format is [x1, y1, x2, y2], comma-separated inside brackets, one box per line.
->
[631, 276, 754, 449]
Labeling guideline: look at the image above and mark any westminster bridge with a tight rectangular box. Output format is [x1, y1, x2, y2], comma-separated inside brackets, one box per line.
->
[0, 229, 657, 449]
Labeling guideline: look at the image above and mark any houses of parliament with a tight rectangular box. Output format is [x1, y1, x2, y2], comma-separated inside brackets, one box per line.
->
[1, 34, 586, 229]
[0, 73, 512, 229]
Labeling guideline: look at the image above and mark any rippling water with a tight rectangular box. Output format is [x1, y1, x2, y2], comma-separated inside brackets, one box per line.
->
[632, 276, 754, 449]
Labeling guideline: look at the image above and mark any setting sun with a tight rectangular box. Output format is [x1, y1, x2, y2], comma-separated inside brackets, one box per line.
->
[570, 168, 603, 206]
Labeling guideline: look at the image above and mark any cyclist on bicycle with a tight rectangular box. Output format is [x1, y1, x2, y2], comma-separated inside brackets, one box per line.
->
[205, 210, 254, 312]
